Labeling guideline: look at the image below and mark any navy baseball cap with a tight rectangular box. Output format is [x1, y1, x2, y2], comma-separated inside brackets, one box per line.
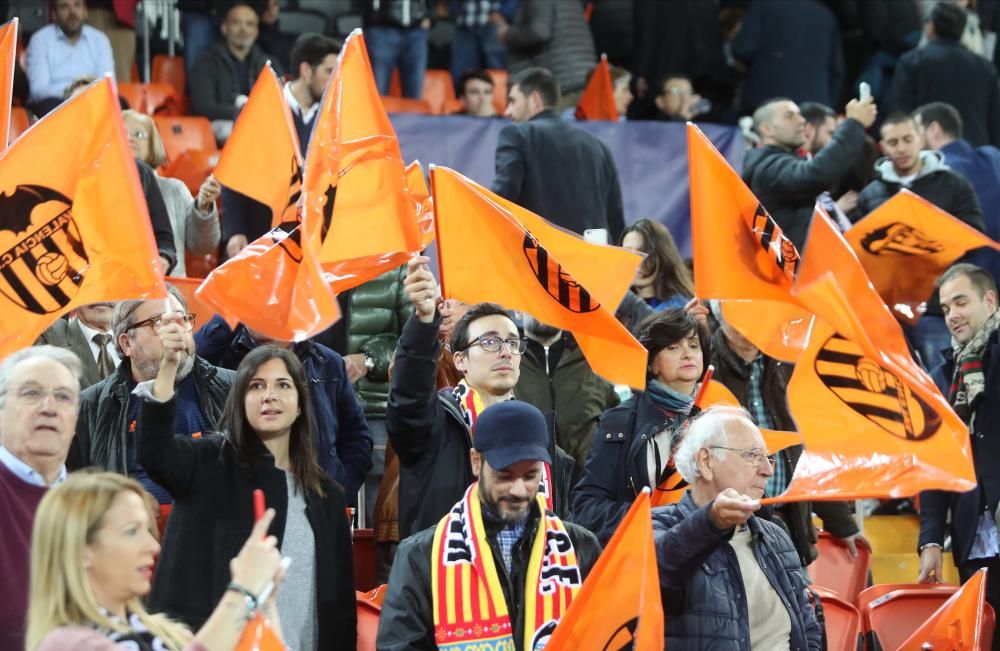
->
[474, 401, 552, 470]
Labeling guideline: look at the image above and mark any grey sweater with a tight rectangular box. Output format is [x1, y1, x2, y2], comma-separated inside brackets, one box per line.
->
[155, 175, 220, 277]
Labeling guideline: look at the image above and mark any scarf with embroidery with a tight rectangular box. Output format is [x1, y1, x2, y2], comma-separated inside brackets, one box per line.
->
[950, 310, 1000, 423]
[453, 380, 555, 511]
[431, 483, 581, 651]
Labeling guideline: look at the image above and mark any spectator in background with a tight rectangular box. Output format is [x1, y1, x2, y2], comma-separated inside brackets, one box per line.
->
[285, 33, 341, 149]
[502, 0, 596, 110]
[362, 0, 431, 98]
[610, 64, 633, 117]
[122, 110, 221, 278]
[0, 346, 82, 651]
[26, 0, 115, 116]
[493, 67, 625, 241]
[857, 0, 923, 106]
[890, 1, 1000, 147]
[620, 219, 695, 312]
[449, 0, 507, 89]
[455, 68, 497, 117]
[256, 0, 298, 72]
[731, 0, 845, 115]
[652, 73, 705, 122]
[918, 0, 994, 59]
[177, 0, 233, 77]
[800, 101, 879, 209]
[190, 2, 273, 145]
[37, 303, 119, 389]
[86, 0, 136, 85]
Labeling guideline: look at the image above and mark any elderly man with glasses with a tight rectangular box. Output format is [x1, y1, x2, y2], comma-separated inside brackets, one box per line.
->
[69, 285, 235, 506]
[653, 405, 822, 651]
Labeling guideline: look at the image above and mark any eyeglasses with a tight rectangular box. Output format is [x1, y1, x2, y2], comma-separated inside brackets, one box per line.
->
[130, 312, 197, 333]
[127, 129, 149, 140]
[710, 446, 773, 467]
[464, 335, 527, 355]
[4, 384, 79, 407]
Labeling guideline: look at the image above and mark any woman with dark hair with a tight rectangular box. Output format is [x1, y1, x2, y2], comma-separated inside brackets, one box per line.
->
[572, 308, 710, 544]
[134, 321, 356, 651]
[621, 219, 695, 311]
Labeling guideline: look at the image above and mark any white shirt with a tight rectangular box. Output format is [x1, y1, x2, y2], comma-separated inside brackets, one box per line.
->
[0, 445, 66, 487]
[26, 24, 115, 102]
[283, 81, 320, 125]
[76, 319, 120, 368]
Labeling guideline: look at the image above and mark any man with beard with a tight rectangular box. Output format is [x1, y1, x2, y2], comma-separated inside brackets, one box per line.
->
[69, 285, 234, 504]
[377, 401, 601, 651]
[38, 302, 120, 388]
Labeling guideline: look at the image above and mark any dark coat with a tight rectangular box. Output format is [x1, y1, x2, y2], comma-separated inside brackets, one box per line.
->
[653, 493, 822, 650]
[376, 499, 602, 651]
[189, 41, 274, 121]
[69, 357, 233, 473]
[742, 118, 867, 251]
[194, 315, 374, 499]
[36, 317, 105, 389]
[505, 0, 596, 94]
[571, 391, 686, 545]
[491, 110, 625, 242]
[386, 314, 575, 540]
[136, 158, 177, 272]
[922, 330, 1000, 565]
[710, 330, 858, 566]
[940, 138, 1000, 284]
[136, 396, 356, 649]
[889, 39, 1000, 147]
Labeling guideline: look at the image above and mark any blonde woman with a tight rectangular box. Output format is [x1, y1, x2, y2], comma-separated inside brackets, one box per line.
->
[26, 472, 285, 651]
[121, 110, 222, 277]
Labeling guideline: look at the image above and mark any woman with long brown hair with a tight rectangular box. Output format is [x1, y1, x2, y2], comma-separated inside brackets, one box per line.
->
[621, 219, 695, 311]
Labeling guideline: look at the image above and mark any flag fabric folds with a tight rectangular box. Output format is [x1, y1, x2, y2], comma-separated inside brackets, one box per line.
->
[696, 380, 803, 453]
[0, 18, 17, 149]
[845, 189, 1000, 324]
[430, 165, 647, 388]
[0, 77, 166, 357]
[235, 613, 285, 651]
[575, 55, 618, 121]
[545, 490, 663, 650]
[898, 568, 988, 651]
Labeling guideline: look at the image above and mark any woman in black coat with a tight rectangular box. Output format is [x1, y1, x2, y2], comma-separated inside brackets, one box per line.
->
[572, 308, 710, 544]
[136, 326, 356, 651]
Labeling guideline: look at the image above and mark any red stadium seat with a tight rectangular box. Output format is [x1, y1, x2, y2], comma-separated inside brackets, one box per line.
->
[443, 97, 465, 114]
[353, 528, 377, 592]
[422, 69, 456, 115]
[356, 590, 381, 651]
[118, 81, 146, 112]
[811, 587, 862, 651]
[389, 69, 401, 97]
[152, 55, 186, 99]
[859, 584, 995, 650]
[153, 116, 217, 163]
[9, 106, 31, 143]
[163, 149, 218, 195]
[119, 83, 183, 115]
[486, 68, 508, 116]
[811, 531, 871, 604]
[380, 96, 432, 115]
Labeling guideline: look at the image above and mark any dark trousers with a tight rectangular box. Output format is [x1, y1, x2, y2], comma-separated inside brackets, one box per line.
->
[959, 555, 1000, 649]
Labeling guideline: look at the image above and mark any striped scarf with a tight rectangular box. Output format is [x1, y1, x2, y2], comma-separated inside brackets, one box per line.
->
[431, 483, 582, 651]
[453, 381, 555, 512]
[950, 310, 1000, 423]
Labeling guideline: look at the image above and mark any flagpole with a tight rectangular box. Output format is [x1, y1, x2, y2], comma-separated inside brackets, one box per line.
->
[428, 165, 447, 299]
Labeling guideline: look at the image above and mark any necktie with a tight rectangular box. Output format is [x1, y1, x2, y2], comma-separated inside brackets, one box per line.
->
[93, 333, 115, 378]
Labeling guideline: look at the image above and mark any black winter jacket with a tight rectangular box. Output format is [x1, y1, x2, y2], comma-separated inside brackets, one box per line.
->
[136, 159, 177, 272]
[69, 357, 233, 473]
[742, 117, 867, 251]
[387, 314, 575, 540]
[653, 493, 822, 650]
[136, 397, 357, 649]
[189, 41, 274, 121]
[376, 499, 601, 651]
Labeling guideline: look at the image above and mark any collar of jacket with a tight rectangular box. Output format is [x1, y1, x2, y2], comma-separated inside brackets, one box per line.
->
[231, 326, 322, 364]
[529, 110, 559, 123]
[873, 149, 948, 184]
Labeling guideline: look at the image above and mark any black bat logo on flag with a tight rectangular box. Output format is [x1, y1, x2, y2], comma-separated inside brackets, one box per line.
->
[0, 185, 72, 236]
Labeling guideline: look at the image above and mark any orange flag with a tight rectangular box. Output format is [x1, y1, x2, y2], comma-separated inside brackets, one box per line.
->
[235, 613, 284, 651]
[406, 160, 435, 249]
[0, 18, 17, 149]
[697, 380, 802, 453]
[575, 54, 618, 121]
[845, 189, 1000, 324]
[0, 77, 166, 356]
[898, 569, 988, 651]
[430, 165, 647, 388]
[212, 64, 302, 227]
[687, 122, 813, 361]
[303, 29, 425, 292]
[545, 490, 663, 650]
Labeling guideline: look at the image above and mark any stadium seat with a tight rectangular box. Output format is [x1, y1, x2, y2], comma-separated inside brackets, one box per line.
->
[422, 69, 456, 115]
[9, 106, 31, 143]
[277, 9, 330, 35]
[184, 250, 219, 279]
[152, 54, 186, 99]
[486, 68, 508, 115]
[118, 82, 146, 112]
[811, 587, 862, 651]
[811, 531, 872, 604]
[381, 96, 433, 114]
[859, 584, 995, 650]
[162, 149, 219, 195]
[333, 13, 363, 39]
[144, 82, 184, 115]
[389, 69, 402, 97]
[443, 97, 465, 114]
[353, 528, 377, 592]
[154, 116, 218, 163]
[356, 590, 381, 651]
[362, 585, 388, 608]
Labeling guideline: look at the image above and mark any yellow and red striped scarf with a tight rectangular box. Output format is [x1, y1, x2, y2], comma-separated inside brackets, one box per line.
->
[431, 483, 582, 651]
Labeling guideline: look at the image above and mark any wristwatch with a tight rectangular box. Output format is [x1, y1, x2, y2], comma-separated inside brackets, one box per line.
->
[363, 353, 376, 372]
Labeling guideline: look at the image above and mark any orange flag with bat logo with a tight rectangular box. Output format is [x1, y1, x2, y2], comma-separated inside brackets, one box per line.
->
[303, 29, 425, 292]
[0, 18, 17, 149]
[687, 122, 813, 362]
[546, 489, 663, 650]
[431, 165, 647, 388]
[898, 569, 988, 651]
[0, 77, 166, 356]
[845, 189, 1000, 324]
[575, 54, 618, 121]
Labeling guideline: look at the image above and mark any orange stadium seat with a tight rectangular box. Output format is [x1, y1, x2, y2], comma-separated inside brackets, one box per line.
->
[144, 82, 183, 115]
[811, 531, 872, 604]
[486, 68, 508, 116]
[118, 81, 145, 112]
[443, 97, 465, 114]
[9, 106, 31, 143]
[152, 54, 186, 99]
[353, 528, 377, 593]
[422, 69, 456, 115]
[380, 96, 433, 114]
[859, 584, 995, 650]
[356, 590, 381, 651]
[153, 116, 217, 162]
[163, 149, 218, 195]
[811, 587, 862, 651]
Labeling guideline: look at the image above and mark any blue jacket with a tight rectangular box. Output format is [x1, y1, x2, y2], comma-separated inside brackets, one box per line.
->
[652, 493, 822, 650]
[940, 138, 1000, 282]
[195, 316, 373, 500]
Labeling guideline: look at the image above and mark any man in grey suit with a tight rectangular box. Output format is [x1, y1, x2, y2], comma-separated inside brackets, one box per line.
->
[37, 303, 118, 389]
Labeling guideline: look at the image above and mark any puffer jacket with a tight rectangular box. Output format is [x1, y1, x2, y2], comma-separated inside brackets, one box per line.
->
[653, 492, 822, 650]
[505, 0, 596, 94]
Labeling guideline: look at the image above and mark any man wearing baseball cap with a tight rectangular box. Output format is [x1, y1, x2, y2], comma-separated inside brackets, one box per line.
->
[377, 401, 601, 651]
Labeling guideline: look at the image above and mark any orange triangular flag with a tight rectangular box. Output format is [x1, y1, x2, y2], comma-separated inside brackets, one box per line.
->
[845, 189, 1000, 324]
[898, 569, 988, 651]
[430, 166, 647, 388]
[303, 29, 425, 292]
[213, 64, 302, 228]
[697, 380, 802, 453]
[687, 122, 814, 361]
[235, 613, 285, 651]
[0, 77, 166, 356]
[575, 54, 618, 121]
[0, 18, 17, 149]
[546, 490, 663, 650]
[406, 160, 434, 249]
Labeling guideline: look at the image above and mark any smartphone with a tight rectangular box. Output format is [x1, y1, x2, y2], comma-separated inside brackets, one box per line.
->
[583, 228, 609, 245]
[859, 82, 871, 102]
